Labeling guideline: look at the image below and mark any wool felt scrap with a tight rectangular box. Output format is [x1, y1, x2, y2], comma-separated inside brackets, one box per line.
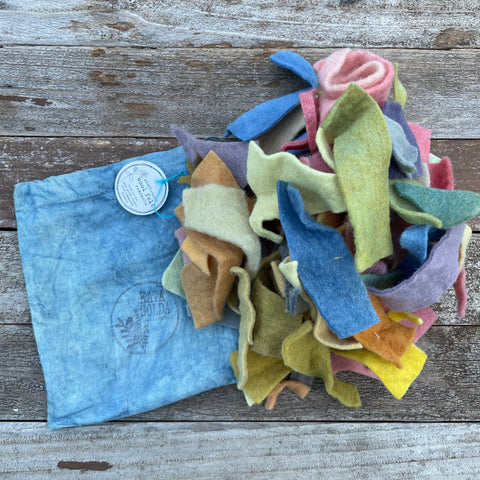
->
[332, 306, 436, 379]
[454, 268, 467, 317]
[265, 380, 311, 410]
[387, 310, 423, 326]
[353, 294, 416, 369]
[171, 125, 250, 188]
[176, 204, 244, 328]
[362, 270, 404, 290]
[313, 312, 363, 350]
[367, 224, 465, 312]
[229, 350, 291, 404]
[162, 249, 186, 299]
[459, 224, 472, 272]
[284, 282, 310, 315]
[384, 115, 419, 178]
[282, 322, 361, 407]
[389, 181, 443, 228]
[399, 224, 439, 266]
[428, 156, 454, 190]
[247, 142, 346, 243]
[183, 184, 261, 276]
[417, 163, 431, 188]
[393, 63, 407, 109]
[250, 274, 303, 359]
[393, 181, 480, 229]
[383, 101, 422, 179]
[408, 122, 431, 163]
[225, 51, 317, 141]
[190, 150, 240, 189]
[277, 181, 379, 339]
[180, 237, 210, 275]
[270, 260, 286, 297]
[333, 343, 427, 399]
[315, 127, 336, 170]
[230, 267, 256, 389]
[314, 48, 394, 122]
[321, 83, 393, 272]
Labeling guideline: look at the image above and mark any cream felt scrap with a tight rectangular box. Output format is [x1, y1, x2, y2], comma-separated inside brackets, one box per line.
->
[247, 142, 346, 242]
[183, 184, 261, 276]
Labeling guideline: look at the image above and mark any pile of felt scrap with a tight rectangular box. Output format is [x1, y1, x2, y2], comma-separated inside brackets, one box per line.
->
[162, 48, 480, 409]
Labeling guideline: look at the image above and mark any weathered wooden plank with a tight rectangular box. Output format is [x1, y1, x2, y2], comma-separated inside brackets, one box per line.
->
[1, 422, 480, 479]
[0, 0, 480, 49]
[1, 230, 479, 326]
[0, 137, 478, 229]
[0, 47, 478, 138]
[1, 323, 479, 422]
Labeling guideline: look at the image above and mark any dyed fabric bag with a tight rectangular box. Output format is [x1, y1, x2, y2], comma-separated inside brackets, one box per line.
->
[14, 147, 238, 430]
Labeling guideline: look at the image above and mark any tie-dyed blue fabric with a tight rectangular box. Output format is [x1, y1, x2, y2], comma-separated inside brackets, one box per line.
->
[14, 147, 238, 430]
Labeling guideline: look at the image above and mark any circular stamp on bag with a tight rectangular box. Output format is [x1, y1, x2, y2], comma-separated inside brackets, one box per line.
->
[111, 282, 180, 355]
[114, 160, 168, 215]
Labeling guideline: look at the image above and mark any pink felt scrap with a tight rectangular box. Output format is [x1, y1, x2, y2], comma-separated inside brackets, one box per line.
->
[331, 306, 437, 379]
[315, 48, 394, 122]
[298, 152, 334, 173]
[453, 267, 467, 317]
[408, 122, 431, 163]
[363, 260, 388, 275]
[428, 156, 454, 190]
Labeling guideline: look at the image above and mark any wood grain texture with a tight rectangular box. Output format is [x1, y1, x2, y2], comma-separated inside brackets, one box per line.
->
[1, 422, 480, 479]
[1, 137, 479, 229]
[1, 322, 480, 422]
[0, 0, 480, 49]
[0, 47, 479, 138]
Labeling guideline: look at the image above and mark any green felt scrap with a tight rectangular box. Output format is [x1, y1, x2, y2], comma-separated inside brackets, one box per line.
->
[315, 127, 335, 170]
[393, 63, 407, 109]
[389, 181, 443, 228]
[251, 274, 303, 359]
[281, 322, 361, 407]
[459, 224, 472, 271]
[393, 180, 480, 229]
[229, 350, 291, 404]
[230, 267, 256, 389]
[321, 83, 393, 272]
[247, 142, 346, 242]
[183, 184, 261, 276]
[161, 249, 186, 298]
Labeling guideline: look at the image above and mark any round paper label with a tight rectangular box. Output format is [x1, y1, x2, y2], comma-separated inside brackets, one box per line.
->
[114, 160, 168, 215]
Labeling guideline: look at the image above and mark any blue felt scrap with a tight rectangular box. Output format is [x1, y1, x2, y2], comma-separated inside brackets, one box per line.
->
[277, 181, 379, 339]
[225, 51, 317, 141]
[384, 116, 418, 177]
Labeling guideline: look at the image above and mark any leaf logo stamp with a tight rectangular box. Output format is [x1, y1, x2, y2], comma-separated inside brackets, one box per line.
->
[111, 282, 180, 355]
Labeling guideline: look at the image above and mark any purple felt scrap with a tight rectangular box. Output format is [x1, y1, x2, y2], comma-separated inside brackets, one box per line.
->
[367, 224, 465, 312]
[382, 102, 422, 179]
[172, 125, 250, 188]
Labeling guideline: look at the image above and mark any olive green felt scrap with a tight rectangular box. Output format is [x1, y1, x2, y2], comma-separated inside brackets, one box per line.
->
[334, 343, 427, 399]
[183, 184, 261, 276]
[229, 350, 291, 404]
[162, 248, 186, 299]
[393, 63, 407, 109]
[247, 141, 346, 242]
[270, 260, 286, 297]
[389, 181, 443, 228]
[321, 83, 393, 272]
[230, 267, 256, 389]
[281, 322, 361, 407]
[393, 181, 480, 229]
[250, 275, 303, 359]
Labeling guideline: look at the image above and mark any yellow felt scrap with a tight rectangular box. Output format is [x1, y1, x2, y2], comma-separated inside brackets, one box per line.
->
[250, 275, 303, 359]
[281, 322, 361, 407]
[321, 83, 393, 272]
[183, 184, 261, 276]
[230, 266, 256, 389]
[393, 63, 407, 109]
[270, 260, 286, 297]
[387, 310, 423, 325]
[229, 350, 291, 404]
[334, 343, 427, 399]
[313, 312, 363, 350]
[247, 142, 346, 242]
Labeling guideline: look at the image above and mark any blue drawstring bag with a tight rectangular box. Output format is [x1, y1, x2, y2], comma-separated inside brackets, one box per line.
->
[14, 147, 238, 430]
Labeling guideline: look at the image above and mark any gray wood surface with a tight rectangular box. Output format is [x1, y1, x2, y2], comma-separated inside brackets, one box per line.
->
[1, 422, 480, 479]
[1, 0, 480, 477]
[0, 47, 479, 138]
